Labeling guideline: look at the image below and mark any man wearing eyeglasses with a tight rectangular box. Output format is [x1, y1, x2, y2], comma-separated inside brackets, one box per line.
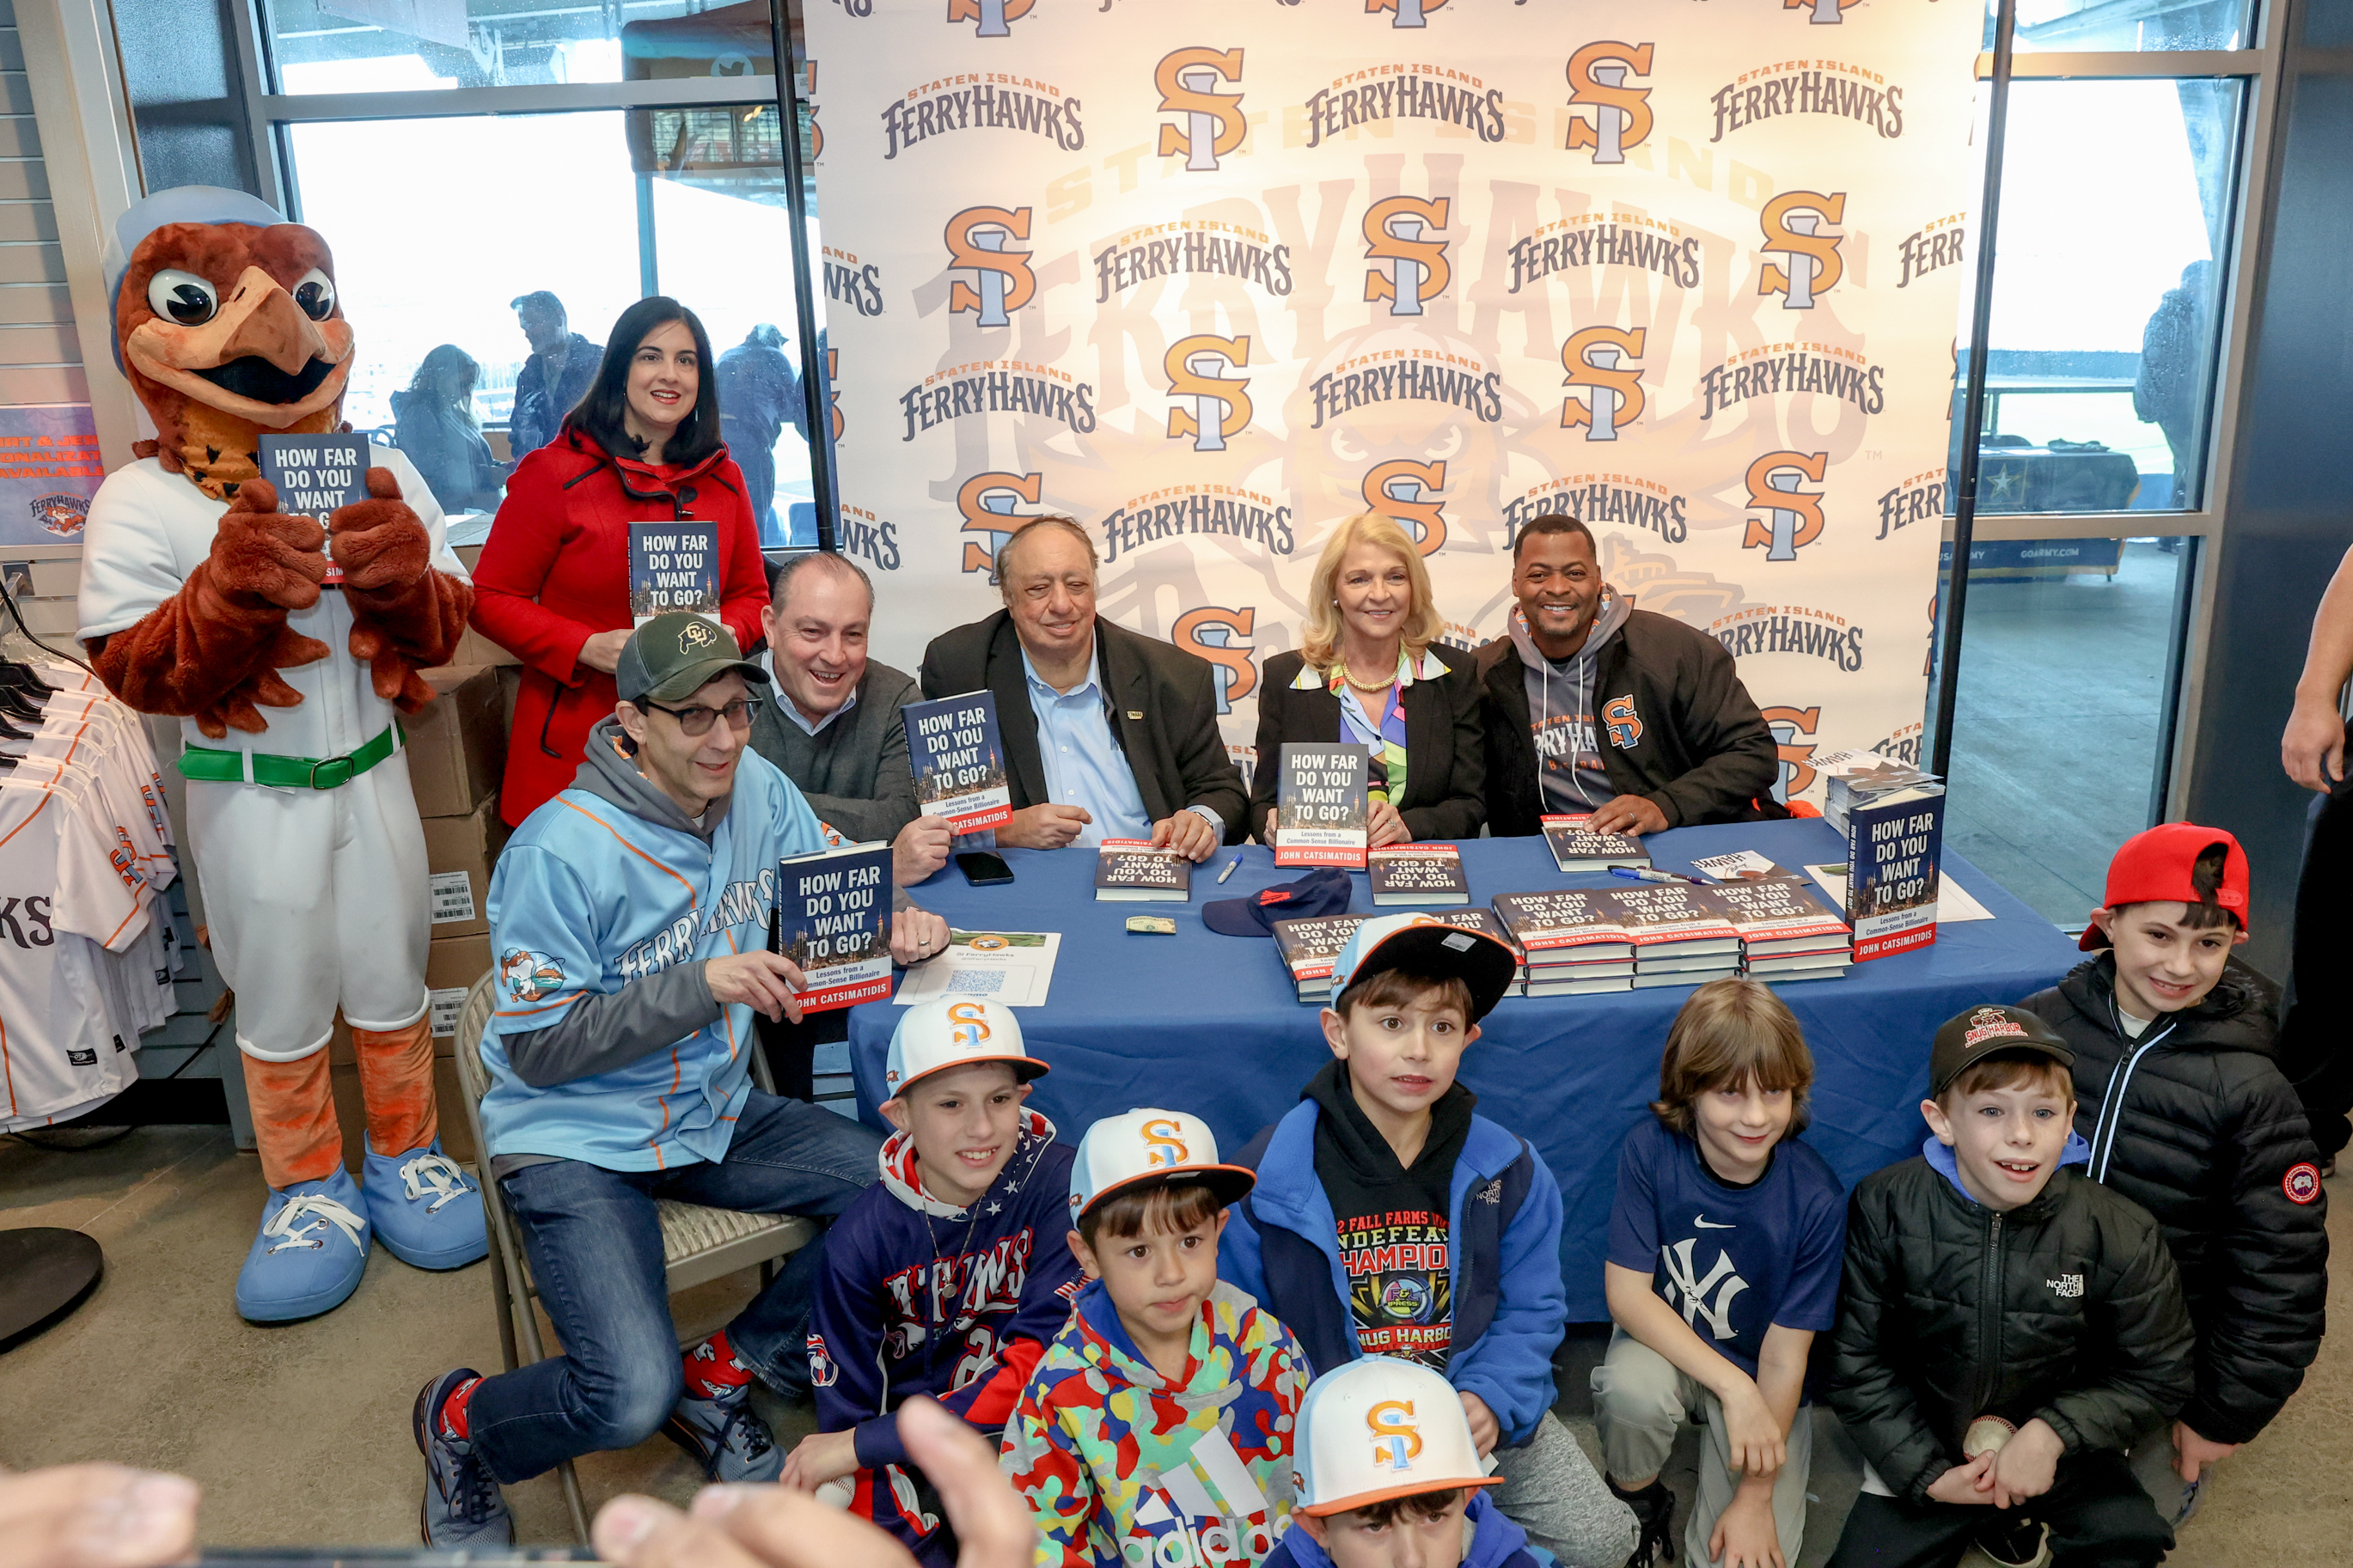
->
[414, 613, 950, 1547]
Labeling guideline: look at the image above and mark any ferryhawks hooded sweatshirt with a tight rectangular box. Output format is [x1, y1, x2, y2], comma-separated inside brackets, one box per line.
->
[811, 1108, 1083, 1561]
[1003, 1278, 1308, 1568]
[1513, 589, 1634, 815]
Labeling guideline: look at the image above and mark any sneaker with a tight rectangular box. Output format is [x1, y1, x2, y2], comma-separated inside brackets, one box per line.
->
[364, 1140, 489, 1271]
[234, 1167, 371, 1322]
[663, 1385, 785, 1484]
[413, 1368, 516, 1549]
[1608, 1478, 1674, 1568]
[1974, 1516, 2050, 1568]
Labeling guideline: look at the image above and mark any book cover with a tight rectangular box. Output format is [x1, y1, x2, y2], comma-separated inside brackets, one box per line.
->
[1369, 845, 1469, 906]
[1539, 813, 1650, 872]
[1094, 839, 1192, 902]
[900, 691, 1015, 833]
[627, 520, 722, 625]
[1271, 912, 1369, 988]
[1713, 876, 1852, 956]
[774, 840, 894, 1011]
[1847, 785, 1945, 961]
[258, 433, 367, 586]
[1690, 850, 1783, 883]
[1275, 744, 1370, 868]
[1605, 883, 1741, 957]
[1489, 889, 1634, 962]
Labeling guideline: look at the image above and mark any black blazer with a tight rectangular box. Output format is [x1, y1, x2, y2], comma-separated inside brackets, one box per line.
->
[919, 610, 1250, 840]
[1247, 644, 1485, 845]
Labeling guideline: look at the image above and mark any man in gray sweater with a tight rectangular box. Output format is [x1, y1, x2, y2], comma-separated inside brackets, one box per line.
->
[749, 552, 952, 883]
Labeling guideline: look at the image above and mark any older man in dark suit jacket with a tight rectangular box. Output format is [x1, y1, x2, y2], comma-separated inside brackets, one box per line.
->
[919, 517, 1247, 860]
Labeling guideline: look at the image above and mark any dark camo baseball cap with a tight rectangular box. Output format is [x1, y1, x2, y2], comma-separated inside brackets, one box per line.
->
[615, 613, 769, 705]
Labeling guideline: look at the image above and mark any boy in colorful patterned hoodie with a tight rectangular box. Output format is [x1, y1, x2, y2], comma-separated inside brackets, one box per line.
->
[1002, 1107, 1311, 1568]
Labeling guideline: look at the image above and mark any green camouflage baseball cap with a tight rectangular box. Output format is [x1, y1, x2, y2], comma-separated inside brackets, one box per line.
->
[614, 613, 770, 705]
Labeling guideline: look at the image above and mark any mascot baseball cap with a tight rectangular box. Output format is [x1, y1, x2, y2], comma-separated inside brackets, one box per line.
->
[1066, 1107, 1256, 1225]
[1327, 912, 1518, 1022]
[1203, 867, 1354, 936]
[883, 998, 1049, 1099]
[615, 613, 770, 706]
[2081, 821, 2251, 950]
[1292, 1358, 1502, 1516]
[102, 186, 290, 369]
[1928, 1004, 2074, 1096]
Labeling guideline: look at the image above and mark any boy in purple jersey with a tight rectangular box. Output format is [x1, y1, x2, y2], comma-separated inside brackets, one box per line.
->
[1595, 979, 1846, 1568]
[779, 998, 1082, 1565]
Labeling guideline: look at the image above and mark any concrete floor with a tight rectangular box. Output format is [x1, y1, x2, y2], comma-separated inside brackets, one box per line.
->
[2, 1126, 2345, 1564]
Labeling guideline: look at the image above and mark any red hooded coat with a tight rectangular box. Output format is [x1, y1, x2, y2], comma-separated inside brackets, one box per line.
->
[470, 425, 769, 825]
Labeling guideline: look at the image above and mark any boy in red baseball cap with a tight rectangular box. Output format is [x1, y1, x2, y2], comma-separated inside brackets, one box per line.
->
[2017, 822, 2326, 1532]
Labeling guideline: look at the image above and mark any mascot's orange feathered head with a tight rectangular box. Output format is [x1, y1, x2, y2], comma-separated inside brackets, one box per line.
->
[103, 186, 355, 502]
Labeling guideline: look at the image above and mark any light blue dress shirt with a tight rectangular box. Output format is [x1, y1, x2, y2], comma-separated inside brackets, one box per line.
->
[1020, 642, 1152, 847]
[760, 648, 857, 736]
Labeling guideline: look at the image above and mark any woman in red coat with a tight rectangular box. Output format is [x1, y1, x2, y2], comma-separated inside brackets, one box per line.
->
[472, 296, 771, 825]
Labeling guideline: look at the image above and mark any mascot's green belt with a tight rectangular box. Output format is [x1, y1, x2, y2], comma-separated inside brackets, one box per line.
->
[75, 186, 489, 1322]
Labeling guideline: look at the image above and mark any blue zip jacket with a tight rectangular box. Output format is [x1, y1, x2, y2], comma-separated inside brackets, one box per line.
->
[480, 722, 832, 1169]
[1221, 1097, 1566, 1447]
[1262, 1492, 1547, 1568]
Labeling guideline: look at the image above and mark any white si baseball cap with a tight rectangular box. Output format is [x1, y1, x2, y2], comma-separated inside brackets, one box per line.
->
[1066, 1107, 1256, 1225]
[883, 998, 1050, 1100]
[1329, 913, 1518, 1022]
[1292, 1358, 1501, 1517]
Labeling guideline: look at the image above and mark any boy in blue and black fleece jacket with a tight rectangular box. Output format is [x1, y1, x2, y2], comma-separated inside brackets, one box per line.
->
[1220, 914, 1637, 1568]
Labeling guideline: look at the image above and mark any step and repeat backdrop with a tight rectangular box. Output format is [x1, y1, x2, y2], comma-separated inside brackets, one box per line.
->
[801, 0, 1979, 802]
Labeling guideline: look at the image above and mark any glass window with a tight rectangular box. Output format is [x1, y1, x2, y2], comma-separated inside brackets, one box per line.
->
[1949, 78, 2241, 514]
[1983, 0, 2251, 52]
[263, 0, 779, 95]
[1928, 537, 2193, 926]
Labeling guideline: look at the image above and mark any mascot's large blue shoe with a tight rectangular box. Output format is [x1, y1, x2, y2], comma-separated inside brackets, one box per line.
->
[235, 1166, 372, 1321]
[364, 1140, 488, 1271]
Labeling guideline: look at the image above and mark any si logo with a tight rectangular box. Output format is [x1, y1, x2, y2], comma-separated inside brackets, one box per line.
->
[1743, 451, 1830, 560]
[1362, 196, 1450, 317]
[1363, 459, 1448, 555]
[1758, 192, 1846, 309]
[1787, 0, 1860, 21]
[1368, 0, 1448, 28]
[1560, 326, 1646, 440]
[1164, 334, 1253, 452]
[957, 471, 1044, 572]
[1367, 1400, 1422, 1468]
[944, 207, 1035, 328]
[1157, 47, 1247, 172]
[1760, 705, 1821, 799]
[1175, 606, 1259, 714]
[1142, 1117, 1190, 1166]
[1564, 42, 1654, 163]
[945, 0, 1032, 38]
[1604, 695, 1643, 749]
[946, 999, 992, 1047]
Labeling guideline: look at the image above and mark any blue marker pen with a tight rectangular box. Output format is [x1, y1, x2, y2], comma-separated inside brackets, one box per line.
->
[1610, 865, 1705, 886]
[1216, 853, 1244, 884]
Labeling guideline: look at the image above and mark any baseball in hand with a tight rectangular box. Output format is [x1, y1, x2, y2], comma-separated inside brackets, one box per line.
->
[1963, 1415, 2016, 1458]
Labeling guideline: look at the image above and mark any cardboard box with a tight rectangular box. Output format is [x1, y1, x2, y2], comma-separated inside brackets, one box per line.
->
[332, 1057, 478, 1169]
[428, 933, 493, 1046]
[446, 623, 523, 671]
[406, 666, 507, 819]
[421, 794, 509, 940]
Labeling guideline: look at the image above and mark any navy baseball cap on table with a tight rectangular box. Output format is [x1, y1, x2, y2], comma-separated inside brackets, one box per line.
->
[1203, 867, 1354, 937]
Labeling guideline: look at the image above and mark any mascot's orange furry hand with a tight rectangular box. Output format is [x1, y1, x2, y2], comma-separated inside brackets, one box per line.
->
[330, 467, 474, 713]
[91, 477, 333, 739]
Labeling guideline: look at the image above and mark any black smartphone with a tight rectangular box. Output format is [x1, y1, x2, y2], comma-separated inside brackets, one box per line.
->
[956, 850, 1016, 886]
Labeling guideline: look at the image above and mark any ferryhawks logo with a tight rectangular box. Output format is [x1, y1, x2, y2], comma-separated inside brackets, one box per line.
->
[1505, 475, 1687, 544]
[1364, 196, 1451, 316]
[1157, 47, 1248, 172]
[901, 359, 1096, 442]
[944, 207, 1035, 327]
[957, 470, 1044, 571]
[1604, 696, 1643, 749]
[1100, 485, 1293, 564]
[1307, 351, 1500, 430]
[1744, 451, 1830, 560]
[1898, 214, 1965, 289]
[1165, 334, 1253, 452]
[1762, 705, 1821, 798]
[1560, 326, 1646, 441]
[1364, 459, 1448, 554]
[836, 501, 904, 572]
[1875, 468, 1946, 540]
[1367, 1402, 1423, 1467]
[1712, 605, 1863, 671]
[822, 249, 883, 317]
[1510, 217, 1700, 294]
[883, 76, 1084, 160]
[1094, 222, 1293, 303]
[1711, 62, 1902, 143]
[1176, 606, 1260, 713]
[1698, 345, 1884, 422]
[1304, 64, 1505, 148]
[945, 0, 1032, 39]
[1758, 192, 1846, 309]
[1563, 42, 1653, 162]
[1143, 1118, 1190, 1165]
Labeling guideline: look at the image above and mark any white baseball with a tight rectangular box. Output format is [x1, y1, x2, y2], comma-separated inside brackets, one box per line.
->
[1963, 1415, 2016, 1458]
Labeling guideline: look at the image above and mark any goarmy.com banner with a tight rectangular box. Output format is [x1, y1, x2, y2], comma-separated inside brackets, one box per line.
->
[804, 0, 1977, 802]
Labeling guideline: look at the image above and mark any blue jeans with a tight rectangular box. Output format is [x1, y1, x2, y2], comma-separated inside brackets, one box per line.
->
[469, 1091, 882, 1484]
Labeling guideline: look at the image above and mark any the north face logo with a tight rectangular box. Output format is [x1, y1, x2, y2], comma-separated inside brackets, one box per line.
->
[2047, 1273, 2083, 1298]
[1476, 1178, 1503, 1205]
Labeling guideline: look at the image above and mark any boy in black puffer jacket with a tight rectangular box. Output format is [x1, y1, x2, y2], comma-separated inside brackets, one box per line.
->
[1824, 1006, 2195, 1568]
[2019, 822, 2328, 1528]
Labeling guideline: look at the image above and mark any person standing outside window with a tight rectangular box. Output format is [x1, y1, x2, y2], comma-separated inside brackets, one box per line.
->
[507, 291, 600, 461]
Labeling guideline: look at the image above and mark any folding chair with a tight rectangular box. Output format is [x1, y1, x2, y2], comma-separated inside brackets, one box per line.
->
[451, 973, 820, 1543]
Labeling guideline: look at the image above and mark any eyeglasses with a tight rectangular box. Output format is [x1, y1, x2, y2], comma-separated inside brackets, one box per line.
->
[641, 699, 754, 736]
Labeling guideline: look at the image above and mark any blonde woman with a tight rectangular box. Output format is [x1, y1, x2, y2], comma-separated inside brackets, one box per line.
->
[1250, 513, 1485, 847]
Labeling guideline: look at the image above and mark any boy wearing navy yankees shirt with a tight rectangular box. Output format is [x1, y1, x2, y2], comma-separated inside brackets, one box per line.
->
[1594, 979, 1844, 1568]
[779, 998, 1082, 1565]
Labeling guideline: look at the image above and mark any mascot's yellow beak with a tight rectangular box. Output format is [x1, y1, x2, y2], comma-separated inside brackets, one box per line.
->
[124, 264, 354, 430]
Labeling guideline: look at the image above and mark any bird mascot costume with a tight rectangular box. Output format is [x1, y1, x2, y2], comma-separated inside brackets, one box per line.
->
[75, 186, 488, 1321]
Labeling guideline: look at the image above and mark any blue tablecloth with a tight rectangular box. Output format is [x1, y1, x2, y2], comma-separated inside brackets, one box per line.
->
[846, 820, 2083, 1321]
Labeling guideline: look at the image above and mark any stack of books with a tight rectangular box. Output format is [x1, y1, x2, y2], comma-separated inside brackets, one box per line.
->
[1714, 875, 1854, 981]
[1540, 813, 1650, 873]
[1368, 845, 1470, 906]
[1093, 839, 1193, 902]
[1610, 882, 1743, 989]
[1814, 751, 1942, 838]
[1490, 890, 1635, 996]
[1426, 907, 1526, 995]
[1272, 913, 1369, 1004]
